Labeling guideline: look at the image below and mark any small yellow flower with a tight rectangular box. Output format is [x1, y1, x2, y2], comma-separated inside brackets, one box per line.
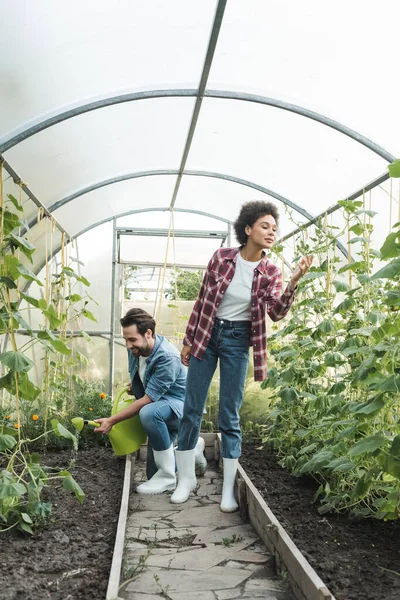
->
[89, 407, 93, 411]
[5, 415, 10, 420]
[99, 392, 106, 399]
[14, 423, 20, 429]
[32, 414, 39, 421]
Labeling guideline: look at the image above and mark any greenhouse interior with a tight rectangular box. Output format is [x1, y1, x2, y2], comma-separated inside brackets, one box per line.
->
[1, 2, 400, 600]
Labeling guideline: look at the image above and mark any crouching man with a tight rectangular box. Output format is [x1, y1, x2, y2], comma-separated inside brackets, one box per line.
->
[95, 308, 206, 494]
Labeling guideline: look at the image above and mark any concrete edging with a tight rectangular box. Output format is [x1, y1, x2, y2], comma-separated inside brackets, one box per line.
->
[105, 454, 133, 600]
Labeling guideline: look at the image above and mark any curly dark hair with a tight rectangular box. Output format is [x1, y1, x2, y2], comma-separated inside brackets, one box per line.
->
[120, 308, 156, 337]
[233, 201, 279, 246]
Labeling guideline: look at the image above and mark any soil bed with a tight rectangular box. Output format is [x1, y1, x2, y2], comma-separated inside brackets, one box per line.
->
[241, 439, 400, 600]
[0, 447, 125, 600]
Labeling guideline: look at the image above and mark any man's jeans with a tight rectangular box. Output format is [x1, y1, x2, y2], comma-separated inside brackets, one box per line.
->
[177, 318, 250, 459]
[140, 402, 180, 479]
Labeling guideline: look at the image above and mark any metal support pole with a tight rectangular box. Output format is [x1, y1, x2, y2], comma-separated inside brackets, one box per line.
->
[109, 218, 117, 396]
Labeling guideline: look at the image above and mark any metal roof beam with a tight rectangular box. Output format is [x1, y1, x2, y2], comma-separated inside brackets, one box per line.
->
[169, 0, 227, 210]
[0, 90, 394, 163]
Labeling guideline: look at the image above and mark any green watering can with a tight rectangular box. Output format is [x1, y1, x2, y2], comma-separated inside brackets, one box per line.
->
[71, 386, 147, 456]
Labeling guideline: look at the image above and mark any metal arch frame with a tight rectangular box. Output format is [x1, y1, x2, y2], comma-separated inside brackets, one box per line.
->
[48, 169, 315, 220]
[43, 168, 348, 256]
[0, 90, 395, 163]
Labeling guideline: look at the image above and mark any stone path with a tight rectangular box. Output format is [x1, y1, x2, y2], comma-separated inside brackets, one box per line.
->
[119, 461, 291, 600]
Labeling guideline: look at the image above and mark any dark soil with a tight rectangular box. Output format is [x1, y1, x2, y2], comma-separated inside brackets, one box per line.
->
[0, 447, 125, 600]
[241, 439, 400, 600]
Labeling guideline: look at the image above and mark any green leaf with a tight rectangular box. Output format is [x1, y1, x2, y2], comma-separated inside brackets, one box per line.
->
[42, 305, 62, 329]
[332, 280, 350, 293]
[328, 381, 346, 395]
[388, 158, 400, 177]
[76, 275, 90, 287]
[16, 264, 43, 285]
[21, 512, 33, 524]
[380, 232, 400, 260]
[0, 480, 26, 499]
[390, 435, 400, 458]
[19, 293, 46, 309]
[0, 434, 18, 451]
[383, 290, 400, 306]
[355, 209, 378, 218]
[82, 309, 97, 322]
[379, 375, 400, 392]
[349, 224, 364, 236]
[353, 396, 385, 415]
[326, 457, 354, 472]
[61, 472, 85, 503]
[301, 271, 326, 281]
[338, 261, 364, 274]
[18, 372, 41, 401]
[324, 352, 344, 367]
[334, 298, 355, 313]
[317, 320, 335, 334]
[352, 474, 372, 499]
[65, 294, 82, 303]
[52, 421, 78, 450]
[6, 193, 23, 211]
[0, 351, 34, 373]
[371, 259, 400, 280]
[12, 311, 32, 332]
[19, 521, 34, 535]
[0, 276, 17, 289]
[383, 456, 400, 480]
[348, 434, 386, 457]
[9, 234, 35, 263]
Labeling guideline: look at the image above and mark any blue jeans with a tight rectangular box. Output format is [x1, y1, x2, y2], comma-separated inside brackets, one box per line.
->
[177, 318, 250, 459]
[139, 402, 180, 479]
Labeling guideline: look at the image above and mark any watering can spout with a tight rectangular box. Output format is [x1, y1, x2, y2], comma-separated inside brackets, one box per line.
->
[70, 386, 146, 456]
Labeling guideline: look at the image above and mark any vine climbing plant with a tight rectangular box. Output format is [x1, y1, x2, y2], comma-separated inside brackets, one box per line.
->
[261, 190, 400, 520]
[0, 167, 96, 533]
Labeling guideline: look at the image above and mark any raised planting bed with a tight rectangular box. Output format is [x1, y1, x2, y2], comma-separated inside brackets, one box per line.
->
[0, 447, 124, 600]
[240, 439, 400, 600]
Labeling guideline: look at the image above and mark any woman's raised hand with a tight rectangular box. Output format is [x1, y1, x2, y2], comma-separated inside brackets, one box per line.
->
[289, 255, 314, 289]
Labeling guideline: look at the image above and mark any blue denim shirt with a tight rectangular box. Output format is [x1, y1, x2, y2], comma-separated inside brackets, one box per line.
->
[127, 335, 186, 418]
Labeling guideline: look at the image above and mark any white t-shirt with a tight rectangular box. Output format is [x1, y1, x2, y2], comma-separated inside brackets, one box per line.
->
[216, 253, 260, 321]
[138, 356, 147, 383]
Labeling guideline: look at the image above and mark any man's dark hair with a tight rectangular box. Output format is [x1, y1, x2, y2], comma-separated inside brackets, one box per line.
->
[233, 201, 279, 246]
[120, 308, 156, 337]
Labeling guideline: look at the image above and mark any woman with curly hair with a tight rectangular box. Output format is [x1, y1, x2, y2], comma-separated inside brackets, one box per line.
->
[171, 200, 313, 511]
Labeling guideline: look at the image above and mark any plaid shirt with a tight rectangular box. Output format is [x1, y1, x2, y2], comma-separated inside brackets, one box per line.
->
[183, 247, 296, 381]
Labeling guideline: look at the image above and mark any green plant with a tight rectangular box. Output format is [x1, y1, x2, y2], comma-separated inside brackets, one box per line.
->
[164, 268, 204, 300]
[259, 200, 400, 519]
[221, 533, 244, 547]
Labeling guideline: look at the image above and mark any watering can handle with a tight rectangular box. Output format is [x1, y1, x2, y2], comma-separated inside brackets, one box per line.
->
[112, 385, 132, 415]
[87, 420, 101, 428]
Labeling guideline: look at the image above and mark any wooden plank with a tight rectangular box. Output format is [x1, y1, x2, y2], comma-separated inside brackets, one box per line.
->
[215, 434, 336, 600]
[237, 465, 337, 600]
[106, 454, 132, 600]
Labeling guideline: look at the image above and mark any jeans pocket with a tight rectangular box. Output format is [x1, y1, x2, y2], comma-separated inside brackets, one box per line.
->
[231, 327, 251, 341]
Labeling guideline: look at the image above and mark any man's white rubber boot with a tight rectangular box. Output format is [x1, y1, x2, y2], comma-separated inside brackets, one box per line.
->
[220, 458, 239, 512]
[194, 437, 208, 477]
[170, 449, 197, 504]
[136, 445, 176, 495]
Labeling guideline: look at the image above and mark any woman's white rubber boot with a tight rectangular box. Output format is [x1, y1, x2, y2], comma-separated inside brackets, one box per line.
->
[220, 458, 239, 512]
[194, 437, 208, 477]
[170, 449, 197, 504]
[136, 445, 176, 495]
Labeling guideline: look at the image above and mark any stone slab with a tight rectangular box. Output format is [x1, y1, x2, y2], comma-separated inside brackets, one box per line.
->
[137, 545, 271, 571]
[167, 504, 243, 527]
[193, 523, 258, 547]
[126, 525, 209, 545]
[124, 565, 252, 594]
